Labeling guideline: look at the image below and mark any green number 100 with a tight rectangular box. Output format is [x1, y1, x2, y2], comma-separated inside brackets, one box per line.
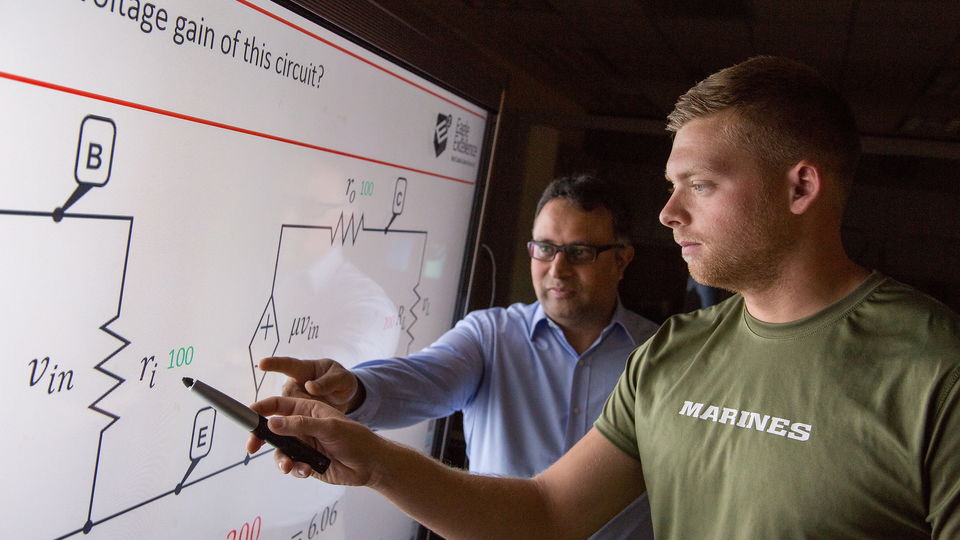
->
[168, 346, 194, 369]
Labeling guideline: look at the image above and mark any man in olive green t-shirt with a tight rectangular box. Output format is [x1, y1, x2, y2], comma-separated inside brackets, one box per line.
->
[596, 271, 960, 538]
[245, 56, 959, 539]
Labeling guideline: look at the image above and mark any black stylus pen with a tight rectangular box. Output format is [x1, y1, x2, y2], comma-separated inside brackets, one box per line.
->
[182, 377, 331, 474]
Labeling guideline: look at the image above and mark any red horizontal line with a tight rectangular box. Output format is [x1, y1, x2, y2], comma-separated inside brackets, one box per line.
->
[0, 71, 475, 185]
[235, 0, 486, 120]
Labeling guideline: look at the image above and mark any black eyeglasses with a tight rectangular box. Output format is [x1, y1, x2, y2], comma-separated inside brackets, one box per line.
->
[527, 241, 625, 265]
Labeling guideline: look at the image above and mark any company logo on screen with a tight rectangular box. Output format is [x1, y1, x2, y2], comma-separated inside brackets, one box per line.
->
[434, 113, 452, 156]
[433, 113, 479, 166]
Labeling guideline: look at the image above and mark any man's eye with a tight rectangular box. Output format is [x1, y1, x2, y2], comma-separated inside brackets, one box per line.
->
[568, 247, 590, 259]
[537, 244, 554, 254]
[691, 183, 711, 192]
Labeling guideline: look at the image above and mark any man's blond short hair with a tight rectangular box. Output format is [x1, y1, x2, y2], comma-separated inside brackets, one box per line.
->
[667, 56, 861, 197]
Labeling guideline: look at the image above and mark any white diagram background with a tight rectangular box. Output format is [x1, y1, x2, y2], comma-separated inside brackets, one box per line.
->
[0, 1, 487, 538]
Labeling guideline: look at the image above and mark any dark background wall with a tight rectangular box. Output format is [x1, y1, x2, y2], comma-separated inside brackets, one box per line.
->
[293, 0, 960, 320]
[470, 123, 960, 323]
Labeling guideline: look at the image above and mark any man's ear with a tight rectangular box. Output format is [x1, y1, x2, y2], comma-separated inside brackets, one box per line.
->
[616, 245, 635, 279]
[787, 161, 822, 215]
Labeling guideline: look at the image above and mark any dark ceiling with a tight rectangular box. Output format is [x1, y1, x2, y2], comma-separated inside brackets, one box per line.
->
[291, 0, 960, 158]
[398, 0, 960, 152]
[291, 0, 960, 309]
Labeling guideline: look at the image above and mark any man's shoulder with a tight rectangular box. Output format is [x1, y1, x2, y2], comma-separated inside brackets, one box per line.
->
[869, 275, 958, 317]
[635, 295, 743, 355]
[461, 302, 538, 329]
[859, 274, 960, 345]
[662, 294, 743, 333]
[615, 305, 661, 341]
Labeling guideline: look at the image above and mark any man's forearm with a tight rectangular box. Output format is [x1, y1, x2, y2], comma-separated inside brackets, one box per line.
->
[251, 399, 637, 539]
[369, 439, 565, 540]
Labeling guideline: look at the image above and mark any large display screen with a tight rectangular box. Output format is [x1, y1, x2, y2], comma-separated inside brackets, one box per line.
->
[0, 1, 490, 538]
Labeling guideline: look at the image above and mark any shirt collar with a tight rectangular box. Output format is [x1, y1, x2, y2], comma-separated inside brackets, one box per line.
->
[530, 302, 550, 339]
[608, 300, 639, 346]
[529, 299, 633, 344]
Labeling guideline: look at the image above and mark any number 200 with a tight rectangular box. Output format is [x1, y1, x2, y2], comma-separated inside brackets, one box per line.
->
[226, 516, 261, 540]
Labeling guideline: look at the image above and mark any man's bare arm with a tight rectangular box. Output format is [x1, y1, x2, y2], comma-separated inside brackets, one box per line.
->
[375, 428, 646, 539]
[248, 397, 645, 539]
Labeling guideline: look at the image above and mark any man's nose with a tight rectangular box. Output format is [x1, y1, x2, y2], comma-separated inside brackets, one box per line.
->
[548, 250, 573, 276]
[659, 190, 688, 229]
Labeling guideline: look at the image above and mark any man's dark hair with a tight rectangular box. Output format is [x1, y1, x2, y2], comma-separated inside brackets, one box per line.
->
[667, 56, 861, 197]
[535, 175, 632, 244]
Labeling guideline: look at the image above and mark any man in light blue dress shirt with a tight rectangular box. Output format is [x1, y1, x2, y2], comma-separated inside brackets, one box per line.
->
[260, 175, 658, 538]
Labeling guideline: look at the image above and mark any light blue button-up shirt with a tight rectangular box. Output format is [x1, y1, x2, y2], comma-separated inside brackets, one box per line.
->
[349, 301, 658, 539]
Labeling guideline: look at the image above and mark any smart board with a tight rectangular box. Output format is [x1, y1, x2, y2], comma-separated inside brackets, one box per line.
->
[0, 1, 490, 538]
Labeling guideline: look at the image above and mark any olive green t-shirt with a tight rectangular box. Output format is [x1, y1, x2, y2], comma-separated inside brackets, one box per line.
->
[596, 272, 960, 539]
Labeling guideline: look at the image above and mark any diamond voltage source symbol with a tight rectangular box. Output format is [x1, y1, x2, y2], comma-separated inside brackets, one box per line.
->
[249, 296, 279, 394]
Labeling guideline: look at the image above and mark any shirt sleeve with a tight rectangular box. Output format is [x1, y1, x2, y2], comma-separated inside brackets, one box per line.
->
[929, 365, 960, 538]
[347, 312, 489, 429]
[594, 343, 644, 462]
